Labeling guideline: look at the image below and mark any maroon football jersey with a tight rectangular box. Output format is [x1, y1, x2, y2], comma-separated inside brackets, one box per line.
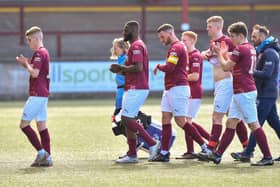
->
[124, 39, 149, 90]
[157, 41, 188, 90]
[208, 35, 235, 66]
[230, 42, 257, 94]
[188, 49, 203, 98]
[29, 47, 50, 97]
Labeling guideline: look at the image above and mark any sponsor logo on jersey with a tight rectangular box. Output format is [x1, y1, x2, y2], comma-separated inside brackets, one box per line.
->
[265, 61, 272, 65]
[132, 49, 141, 55]
[232, 49, 240, 56]
[250, 49, 256, 55]
[34, 57, 41, 62]
[193, 62, 200, 67]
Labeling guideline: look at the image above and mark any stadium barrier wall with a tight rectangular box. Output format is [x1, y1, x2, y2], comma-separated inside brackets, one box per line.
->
[0, 60, 214, 100]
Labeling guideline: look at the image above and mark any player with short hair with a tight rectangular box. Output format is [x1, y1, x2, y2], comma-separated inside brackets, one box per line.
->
[151, 23, 211, 162]
[199, 21, 273, 166]
[231, 24, 280, 162]
[202, 16, 248, 151]
[110, 20, 160, 163]
[16, 26, 52, 167]
[177, 31, 210, 159]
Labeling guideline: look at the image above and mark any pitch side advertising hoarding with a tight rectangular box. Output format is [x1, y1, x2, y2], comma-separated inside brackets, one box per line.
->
[50, 61, 214, 93]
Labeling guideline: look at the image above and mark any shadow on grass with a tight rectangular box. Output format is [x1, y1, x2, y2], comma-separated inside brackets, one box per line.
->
[200, 160, 280, 174]
[18, 167, 49, 174]
[15, 158, 280, 175]
[110, 158, 210, 171]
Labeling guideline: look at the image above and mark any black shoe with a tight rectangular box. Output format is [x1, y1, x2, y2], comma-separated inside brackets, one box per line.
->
[251, 157, 274, 166]
[274, 156, 280, 161]
[197, 149, 212, 162]
[150, 153, 170, 162]
[231, 151, 253, 162]
[231, 152, 242, 161]
[208, 152, 222, 164]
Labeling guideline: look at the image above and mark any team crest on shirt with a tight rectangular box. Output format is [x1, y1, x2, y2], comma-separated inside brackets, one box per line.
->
[170, 52, 177, 56]
[132, 50, 141, 55]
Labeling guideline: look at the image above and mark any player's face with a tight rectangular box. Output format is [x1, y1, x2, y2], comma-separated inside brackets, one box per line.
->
[181, 35, 193, 49]
[26, 35, 37, 50]
[207, 22, 219, 38]
[123, 24, 132, 42]
[251, 30, 261, 47]
[158, 31, 171, 46]
[114, 43, 124, 56]
[229, 33, 241, 46]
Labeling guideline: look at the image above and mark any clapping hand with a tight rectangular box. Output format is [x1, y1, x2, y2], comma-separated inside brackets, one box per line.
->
[16, 54, 28, 68]
[213, 41, 228, 57]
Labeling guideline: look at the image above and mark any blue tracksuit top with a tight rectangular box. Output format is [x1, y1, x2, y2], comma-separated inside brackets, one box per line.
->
[253, 37, 280, 98]
[116, 53, 126, 87]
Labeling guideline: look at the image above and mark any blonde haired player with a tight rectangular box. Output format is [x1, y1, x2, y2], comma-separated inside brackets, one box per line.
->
[16, 26, 52, 167]
[201, 16, 248, 152]
[110, 37, 129, 116]
[177, 31, 210, 159]
[199, 21, 273, 166]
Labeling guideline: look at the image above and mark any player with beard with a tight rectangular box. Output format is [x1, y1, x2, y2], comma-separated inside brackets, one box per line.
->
[110, 20, 160, 163]
[151, 24, 211, 162]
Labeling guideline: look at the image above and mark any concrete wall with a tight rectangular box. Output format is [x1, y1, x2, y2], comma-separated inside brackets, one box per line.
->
[0, 1, 280, 62]
[0, 63, 29, 99]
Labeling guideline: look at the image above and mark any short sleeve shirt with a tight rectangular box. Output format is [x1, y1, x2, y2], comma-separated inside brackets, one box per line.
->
[230, 43, 257, 94]
[188, 49, 203, 98]
[124, 39, 149, 90]
[164, 41, 188, 90]
[29, 47, 50, 97]
[209, 35, 235, 66]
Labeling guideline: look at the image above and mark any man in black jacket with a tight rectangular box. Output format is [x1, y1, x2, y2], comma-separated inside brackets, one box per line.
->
[231, 24, 280, 162]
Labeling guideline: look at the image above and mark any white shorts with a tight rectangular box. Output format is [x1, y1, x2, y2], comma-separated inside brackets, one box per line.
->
[186, 98, 202, 118]
[21, 96, 48, 121]
[228, 91, 258, 124]
[213, 78, 233, 113]
[121, 89, 149, 118]
[161, 85, 190, 117]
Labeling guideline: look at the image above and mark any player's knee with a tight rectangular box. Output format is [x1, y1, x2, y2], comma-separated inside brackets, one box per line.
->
[19, 120, 30, 129]
[212, 112, 224, 124]
[225, 118, 239, 129]
[162, 114, 172, 124]
[248, 122, 260, 131]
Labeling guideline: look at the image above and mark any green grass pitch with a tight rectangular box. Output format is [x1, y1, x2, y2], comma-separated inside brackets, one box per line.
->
[0, 97, 279, 187]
